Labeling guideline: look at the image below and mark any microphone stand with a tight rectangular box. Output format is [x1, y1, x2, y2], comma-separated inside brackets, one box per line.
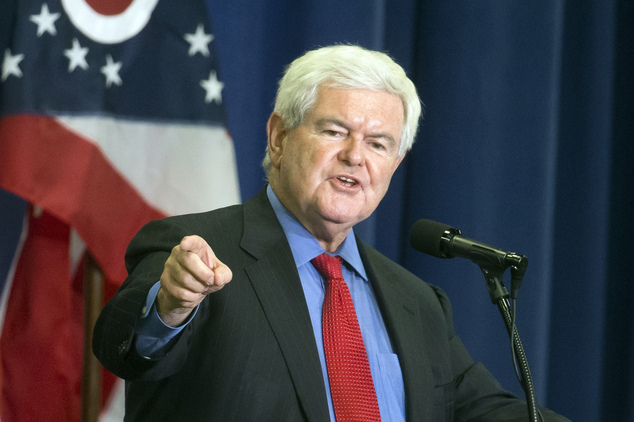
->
[477, 263, 540, 422]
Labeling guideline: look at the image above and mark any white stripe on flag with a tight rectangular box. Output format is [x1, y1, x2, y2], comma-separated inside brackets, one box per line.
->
[100, 378, 125, 422]
[56, 115, 242, 215]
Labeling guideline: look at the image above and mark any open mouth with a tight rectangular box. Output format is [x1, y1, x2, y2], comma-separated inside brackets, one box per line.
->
[336, 176, 359, 187]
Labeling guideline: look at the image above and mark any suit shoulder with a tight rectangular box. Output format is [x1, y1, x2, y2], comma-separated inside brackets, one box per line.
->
[360, 244, 423, 284]
[359, 243, 450, 305]
[126, 203, 245, 266]
[161, 202, 244, 230]
[138, 203, 244, 240]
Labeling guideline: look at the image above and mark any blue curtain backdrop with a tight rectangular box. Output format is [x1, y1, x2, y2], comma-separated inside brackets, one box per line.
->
[1, 1, 632, 421]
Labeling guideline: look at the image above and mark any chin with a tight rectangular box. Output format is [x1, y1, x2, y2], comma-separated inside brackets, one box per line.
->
[326, 209, 369, 227]
[318, 198, 373, 225]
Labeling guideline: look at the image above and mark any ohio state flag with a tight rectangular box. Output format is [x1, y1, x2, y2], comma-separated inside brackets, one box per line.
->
[0, 0, 240, 420]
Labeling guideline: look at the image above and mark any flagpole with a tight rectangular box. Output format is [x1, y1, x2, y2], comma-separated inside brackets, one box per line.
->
[82, 253, 104, 422]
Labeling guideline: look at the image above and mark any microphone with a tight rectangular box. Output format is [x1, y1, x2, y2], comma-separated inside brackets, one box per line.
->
[409, 219, 526, 269]
[410, 220, 539, 416]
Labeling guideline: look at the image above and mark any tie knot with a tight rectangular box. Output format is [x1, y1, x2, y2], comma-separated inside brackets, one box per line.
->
[311, 253, 344, 281]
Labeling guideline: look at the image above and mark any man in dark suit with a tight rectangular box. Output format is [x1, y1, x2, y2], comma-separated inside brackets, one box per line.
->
[93, 45, 570, 421]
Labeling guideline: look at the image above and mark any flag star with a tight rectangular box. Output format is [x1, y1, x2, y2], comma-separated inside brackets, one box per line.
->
[101, 54, 122, 88]
[200, 70, 224, 104]
[2, 49, 25, 82]
[64, 38, 89, 72]
[184, 24, 214, 57]
[29, 3, 61, 37]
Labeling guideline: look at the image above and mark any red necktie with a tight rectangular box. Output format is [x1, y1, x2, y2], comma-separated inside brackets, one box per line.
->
[311, 253, 381, 421]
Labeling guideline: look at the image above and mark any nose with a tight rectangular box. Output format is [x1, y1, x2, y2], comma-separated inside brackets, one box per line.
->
[338, 136, 365, 166]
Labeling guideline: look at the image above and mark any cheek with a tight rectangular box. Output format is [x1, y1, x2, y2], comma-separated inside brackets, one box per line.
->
[291, 146, 330, 178]
[280, 144, 306, 174]
[369, 162, 396, 187]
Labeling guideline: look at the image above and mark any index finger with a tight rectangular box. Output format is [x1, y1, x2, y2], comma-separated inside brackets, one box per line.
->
[179, 235, 218, 269]
[178, 235, 232, 287]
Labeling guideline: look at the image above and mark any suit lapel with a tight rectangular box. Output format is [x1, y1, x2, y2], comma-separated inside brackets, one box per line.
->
[359, 242, 435, 422]
[239, 189, 330, 422]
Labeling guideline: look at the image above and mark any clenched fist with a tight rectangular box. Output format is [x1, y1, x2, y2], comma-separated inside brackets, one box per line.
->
[157, 235, 232, 326]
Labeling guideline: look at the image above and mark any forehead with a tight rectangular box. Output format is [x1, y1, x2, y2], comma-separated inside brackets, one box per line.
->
[308, 86, 404, 128]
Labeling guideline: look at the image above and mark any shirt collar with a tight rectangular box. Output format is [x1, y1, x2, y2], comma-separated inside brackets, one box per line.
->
[266, 185, 367, 281]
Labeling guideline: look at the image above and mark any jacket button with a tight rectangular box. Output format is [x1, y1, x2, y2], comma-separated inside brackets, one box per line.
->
[118, 340, 129, 355]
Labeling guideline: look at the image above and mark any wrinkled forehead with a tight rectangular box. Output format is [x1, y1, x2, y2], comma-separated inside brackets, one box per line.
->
[308, 86, 404, 131]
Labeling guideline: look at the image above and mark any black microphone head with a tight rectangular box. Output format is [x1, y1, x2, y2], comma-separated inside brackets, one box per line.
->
[409, 219, 454, 258]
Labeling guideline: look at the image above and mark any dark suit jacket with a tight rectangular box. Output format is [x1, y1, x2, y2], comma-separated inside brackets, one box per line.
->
[93, 188, 569, 422]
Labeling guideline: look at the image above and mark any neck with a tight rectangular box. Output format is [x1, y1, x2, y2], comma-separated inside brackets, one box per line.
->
[311, 224, 352, 253]
[268, 182, 353, 253]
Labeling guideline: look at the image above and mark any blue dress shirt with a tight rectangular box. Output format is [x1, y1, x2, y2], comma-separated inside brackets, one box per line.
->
[135, 186, 405, 421]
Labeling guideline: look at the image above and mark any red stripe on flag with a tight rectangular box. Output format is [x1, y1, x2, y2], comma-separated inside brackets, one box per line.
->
[0, 208, 83, 422]
[85, 0, 134, 15]
[0, 114, 167, 283]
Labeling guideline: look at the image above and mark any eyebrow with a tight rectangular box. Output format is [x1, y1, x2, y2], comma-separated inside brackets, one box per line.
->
[314, 118, 398, 147]
[314, 118, 348, 131]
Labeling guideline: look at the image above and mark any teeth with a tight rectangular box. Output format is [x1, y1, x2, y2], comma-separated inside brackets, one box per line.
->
[338, 176, 356, 184]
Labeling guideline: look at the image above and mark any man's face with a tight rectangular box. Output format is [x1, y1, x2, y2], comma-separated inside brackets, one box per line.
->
[268, 86, 405, 247]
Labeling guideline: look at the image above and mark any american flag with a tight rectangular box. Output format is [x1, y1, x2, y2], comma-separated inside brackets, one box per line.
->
[0, 1, 240, 420]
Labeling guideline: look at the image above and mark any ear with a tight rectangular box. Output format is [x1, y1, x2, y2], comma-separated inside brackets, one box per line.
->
[266, 112, 287, 169]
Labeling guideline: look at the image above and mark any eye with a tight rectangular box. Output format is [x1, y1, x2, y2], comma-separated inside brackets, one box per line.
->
[369, 140, 386, 150]
[323, 130, 344, 137]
